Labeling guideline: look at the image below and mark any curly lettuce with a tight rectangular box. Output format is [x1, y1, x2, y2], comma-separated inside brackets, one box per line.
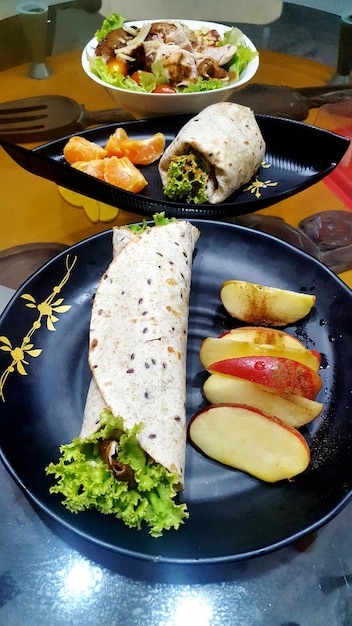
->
[46, 410, 188, 538]
[179, 76, 228, 93]
[163, 153, 208, 204]
[219, 26, 258, 81]
[128, 212, 176, 233]
[95, 13, 125, 42]
[89, 56, 227, 93]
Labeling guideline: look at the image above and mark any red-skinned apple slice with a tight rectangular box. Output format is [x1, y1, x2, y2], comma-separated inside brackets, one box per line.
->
[188, 403, 311, 482]
[220, 280, 316, 326]
[200, 337, 320, 371]
[208, 356, 322, 400]
[219, 326, 306, 350]
[203, 373, 323, 427]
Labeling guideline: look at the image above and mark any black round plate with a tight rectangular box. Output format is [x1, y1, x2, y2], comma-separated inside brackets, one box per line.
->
[0, 221, 351, 581]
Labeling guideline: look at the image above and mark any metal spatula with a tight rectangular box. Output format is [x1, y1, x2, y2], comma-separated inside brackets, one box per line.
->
[0, 95, 134, 143]
[230, 83, 352, 119]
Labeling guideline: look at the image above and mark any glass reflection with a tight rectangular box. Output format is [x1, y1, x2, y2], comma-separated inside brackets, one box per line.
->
[57, 557, 103, 600]
[168, 592, 213, 626]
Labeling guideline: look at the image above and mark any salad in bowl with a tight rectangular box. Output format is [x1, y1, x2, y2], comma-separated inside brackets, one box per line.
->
[82, 14, 259, 118]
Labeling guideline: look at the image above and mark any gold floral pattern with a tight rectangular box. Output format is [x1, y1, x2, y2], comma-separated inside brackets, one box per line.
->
[244, 161, 278, 199]
[0, 255, 77, 402]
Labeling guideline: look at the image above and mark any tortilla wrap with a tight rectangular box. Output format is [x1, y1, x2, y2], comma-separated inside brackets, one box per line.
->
[81, 221, 200, 488]
[158, 102, 266, 204]
[80, 226, 137, 438]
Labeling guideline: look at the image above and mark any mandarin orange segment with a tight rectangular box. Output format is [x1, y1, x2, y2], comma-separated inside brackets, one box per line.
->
[120, 132, 166, 165]
[72, 159, 107, 180]
[105, 128, 129, 157]
[63, 136, 106, 164]
[103, 156, 148, 193]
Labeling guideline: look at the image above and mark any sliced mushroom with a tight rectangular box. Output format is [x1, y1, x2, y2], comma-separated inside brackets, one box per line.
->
[197, 58, 228, 80]
[99, 439, 137, 489]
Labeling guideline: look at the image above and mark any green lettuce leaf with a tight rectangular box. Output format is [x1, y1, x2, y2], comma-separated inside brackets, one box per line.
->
[89, 56, 145, 90]
[128, 212, 176, 233]
[163, 153, 208, 204]
[219, 27, 258, 80]
[90, 54, 232, 92]
[226, 44, 258, 80]
[95, 13, 125, 42]
[150, 60, 170, 86]
[220, 26, 246, 47]
[177, 76, 227, 93]
[46, 410, 188, 538]
[137, 70, 157, 91]
[152, 212, 177, 226]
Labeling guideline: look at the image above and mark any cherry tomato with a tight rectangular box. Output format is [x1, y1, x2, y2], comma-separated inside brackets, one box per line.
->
[152, 84, 177, 94]
[107, 57, 128, 76]
[130, 71, 142, 85]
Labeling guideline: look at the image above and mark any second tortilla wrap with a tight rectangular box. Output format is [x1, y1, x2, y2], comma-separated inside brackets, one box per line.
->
[84, 221, 199, 488]
[158, 102, 266, 204]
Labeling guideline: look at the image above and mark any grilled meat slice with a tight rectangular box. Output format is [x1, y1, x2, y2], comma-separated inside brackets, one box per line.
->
[95, 28, 135, 60]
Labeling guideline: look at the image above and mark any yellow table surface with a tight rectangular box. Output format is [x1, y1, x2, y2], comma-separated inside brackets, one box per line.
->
[0, 48, 351, 286]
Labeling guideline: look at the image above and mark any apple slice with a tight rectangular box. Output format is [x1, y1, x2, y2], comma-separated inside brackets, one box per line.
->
[188, 404, 311, 482]
[220, 280, 316, 326]
[208, 356, 322, 400]
[200, 337, 320, 371]
[219, 326, 306, 350]
[203, 373, 323, 427]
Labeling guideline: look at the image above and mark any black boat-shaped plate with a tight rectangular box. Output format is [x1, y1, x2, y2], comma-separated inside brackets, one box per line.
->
[0, 115, 349, 218]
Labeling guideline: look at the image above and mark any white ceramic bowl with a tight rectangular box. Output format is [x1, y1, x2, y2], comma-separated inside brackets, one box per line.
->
[81, 18, 259, 119]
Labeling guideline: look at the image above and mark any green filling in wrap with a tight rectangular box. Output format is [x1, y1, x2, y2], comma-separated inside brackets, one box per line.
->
[163, 153, 209, 204]
[46, 410, 189, 538]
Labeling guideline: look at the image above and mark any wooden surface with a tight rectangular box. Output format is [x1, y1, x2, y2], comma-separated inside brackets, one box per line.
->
[0, 48, 351, 287]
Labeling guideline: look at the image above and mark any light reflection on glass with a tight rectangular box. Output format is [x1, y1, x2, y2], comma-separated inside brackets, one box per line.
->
[58, 557, 103, 600]
[169, 593, 213, 626]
